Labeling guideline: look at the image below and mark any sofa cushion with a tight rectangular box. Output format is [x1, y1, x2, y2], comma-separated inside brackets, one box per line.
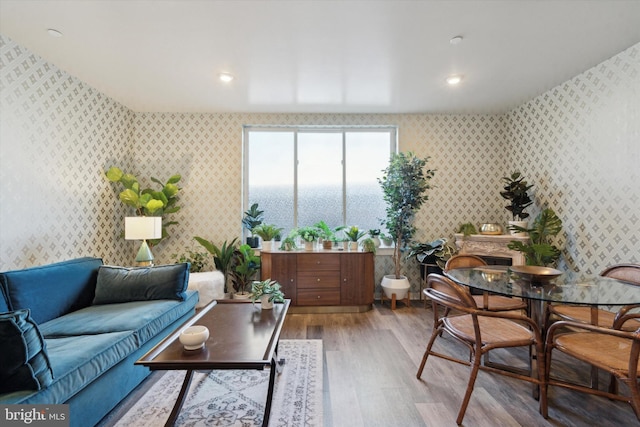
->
[0, 257, 103, 324]
[93, 263, 190, 305]
[0, 309, 54, 393]
[40, 290, 198, 347]
[5, 331, 139, 405]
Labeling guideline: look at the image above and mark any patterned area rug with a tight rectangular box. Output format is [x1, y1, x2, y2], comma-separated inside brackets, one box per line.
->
[112, 340, 322, 427]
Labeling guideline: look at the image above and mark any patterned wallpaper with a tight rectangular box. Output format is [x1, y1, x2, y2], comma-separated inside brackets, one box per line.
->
[1, 33, 638, 299]
[506, 43, 640, 275]
[0, 35, 134, 269]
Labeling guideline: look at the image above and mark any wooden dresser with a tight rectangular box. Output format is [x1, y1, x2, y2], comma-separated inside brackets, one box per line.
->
[260, 250, 374, 313]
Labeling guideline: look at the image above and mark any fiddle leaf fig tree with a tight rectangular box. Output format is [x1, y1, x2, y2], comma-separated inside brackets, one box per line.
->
[378, 152, 435, 279]
[106, 166, 182, 243]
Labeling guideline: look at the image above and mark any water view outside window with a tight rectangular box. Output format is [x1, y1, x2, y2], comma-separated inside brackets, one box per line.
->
[245, 127, 395, 239]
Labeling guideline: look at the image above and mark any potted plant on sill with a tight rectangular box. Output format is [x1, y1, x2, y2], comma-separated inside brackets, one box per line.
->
[295, 226, 320, 251]
[242, 203, 264, 248]
[362, 237, 377, 254]
[229, 244, 261, 298]
[194, 236, 238, 295]
[252, 223, 283, 252]
[368, 229, 381, 247]
[314, 220, 344, 250]
[507, 208, 563, 266]
[251, 279, 285, 309]
[378, 152, 435, 303]
[500, 171, 534, 236]
[344, 226, 366, 251]
[380, 233, 394, 247]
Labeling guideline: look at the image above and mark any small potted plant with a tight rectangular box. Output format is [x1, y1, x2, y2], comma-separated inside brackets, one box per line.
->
[380, 233, 394, 247]
[229, 244, 261, 298]
[242, 203, 264, 248]
[407, 238, 457, 277]
[279, 235, 298, 251]
[295, 226, 320, 251]
[251, 279, 285, 309]
[252, 223, 283, 251]
[368, 229, 381, 247]
[362, 237, 377, 254]
[314, 220, 344, 250]
[344, 226, 366, 251]
[500, 171, 534, 236]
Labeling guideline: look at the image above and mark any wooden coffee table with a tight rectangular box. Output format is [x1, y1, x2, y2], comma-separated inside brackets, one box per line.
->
[136, 299, 290, 427]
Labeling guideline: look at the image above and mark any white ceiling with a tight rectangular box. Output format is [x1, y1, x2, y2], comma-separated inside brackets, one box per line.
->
[1, 0, 639, 114]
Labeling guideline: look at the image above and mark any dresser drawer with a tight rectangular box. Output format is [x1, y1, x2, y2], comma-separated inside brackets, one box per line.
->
[297, 271, 340, 288]
[297, 253, 340, 271]
[297, 289, 341, 305]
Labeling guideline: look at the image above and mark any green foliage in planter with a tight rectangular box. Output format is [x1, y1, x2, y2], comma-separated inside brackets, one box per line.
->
[368, 229, 381, 237]
[407, 238, 457, 269]
[314, 220, 345, 241]
[251, 279, 285, 303]
[279, 236, 298, 251]
[344, 226, 366, 242]
[507, 208, 563, 266]
[295, 226, 320, 242]
[105, 166, 181, 243]
[362, 238, 377, 254]
[229, 244, 261, 295]
[173, 249, 209, 273]
[252, 223, 284, 241]
[500, 171, 534, 221]
[378, 152, 435, 278]
[457, 223, 477, 236]
[194, 237, 238, 293]
[242, 203, 264, 235]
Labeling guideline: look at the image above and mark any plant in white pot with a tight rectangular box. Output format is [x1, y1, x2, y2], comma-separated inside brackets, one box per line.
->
[500, 171, 534, 236]
[378, 152, 435, 305]
[251, 279, 285, 309]
[344, 226, 366, 251]
[295, 226, 320, 251]
[252, 223, 283, 252]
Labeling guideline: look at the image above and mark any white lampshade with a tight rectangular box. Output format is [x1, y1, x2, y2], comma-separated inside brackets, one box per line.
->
[125, 217, 162, 240]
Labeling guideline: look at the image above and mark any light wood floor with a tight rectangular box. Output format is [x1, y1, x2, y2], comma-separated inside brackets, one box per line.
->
[280, 301, 639, 427]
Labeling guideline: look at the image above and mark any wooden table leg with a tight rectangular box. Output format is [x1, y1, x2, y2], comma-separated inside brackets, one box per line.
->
[165, 369, 194, 427]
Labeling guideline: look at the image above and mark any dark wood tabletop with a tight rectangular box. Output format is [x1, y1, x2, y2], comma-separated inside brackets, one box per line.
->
[136, 299, 291, 371]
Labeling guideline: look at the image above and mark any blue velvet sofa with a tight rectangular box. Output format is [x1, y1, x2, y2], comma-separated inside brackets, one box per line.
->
[0, 257, 198, 427]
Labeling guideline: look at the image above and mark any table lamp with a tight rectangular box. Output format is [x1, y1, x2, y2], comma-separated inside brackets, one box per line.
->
[125, 217, 162, 266]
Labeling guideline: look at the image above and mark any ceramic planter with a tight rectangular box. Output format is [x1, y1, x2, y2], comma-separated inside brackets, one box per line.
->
[381, 275, 410, 300]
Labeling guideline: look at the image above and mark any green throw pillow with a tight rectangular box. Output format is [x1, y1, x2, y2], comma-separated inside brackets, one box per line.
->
[0, 309, 54, 393]
[92, 263, 190, 305]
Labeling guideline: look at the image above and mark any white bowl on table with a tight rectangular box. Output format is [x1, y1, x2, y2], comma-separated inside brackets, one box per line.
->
[179, 325, 209, 350]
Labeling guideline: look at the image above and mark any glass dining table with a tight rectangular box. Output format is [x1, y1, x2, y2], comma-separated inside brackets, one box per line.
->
[445, 265, 640, 393]
[444, 265, 640, 332]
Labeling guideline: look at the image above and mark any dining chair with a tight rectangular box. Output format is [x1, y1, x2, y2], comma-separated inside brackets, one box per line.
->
[417, 273, 546, 425]
[544, 318, 640, 420]
[444, 254, 527, 313]
[546, 264, 640, 331]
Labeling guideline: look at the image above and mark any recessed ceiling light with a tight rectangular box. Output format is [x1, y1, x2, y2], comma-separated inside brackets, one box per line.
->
[47, 28, 63, 38]
[449, 36, 463, 45]
[446, 75, 463, 85]
[219, 73, 234, 83]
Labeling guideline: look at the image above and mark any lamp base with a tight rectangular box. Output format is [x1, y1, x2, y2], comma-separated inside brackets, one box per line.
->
[135, 240, 155, 266]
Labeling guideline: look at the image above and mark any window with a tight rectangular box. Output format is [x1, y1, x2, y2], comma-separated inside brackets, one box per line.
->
[243, 126, 396, 239]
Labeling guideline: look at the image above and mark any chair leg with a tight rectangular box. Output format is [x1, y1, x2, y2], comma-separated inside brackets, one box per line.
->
[456, 352, 481, 425]
[417, 326, 441, 379]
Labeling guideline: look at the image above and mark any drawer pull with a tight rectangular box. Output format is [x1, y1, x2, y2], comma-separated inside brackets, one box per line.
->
[317, 278, 321, 282]
[317, 295, 321, 299]
[317, 261, 320, 264]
